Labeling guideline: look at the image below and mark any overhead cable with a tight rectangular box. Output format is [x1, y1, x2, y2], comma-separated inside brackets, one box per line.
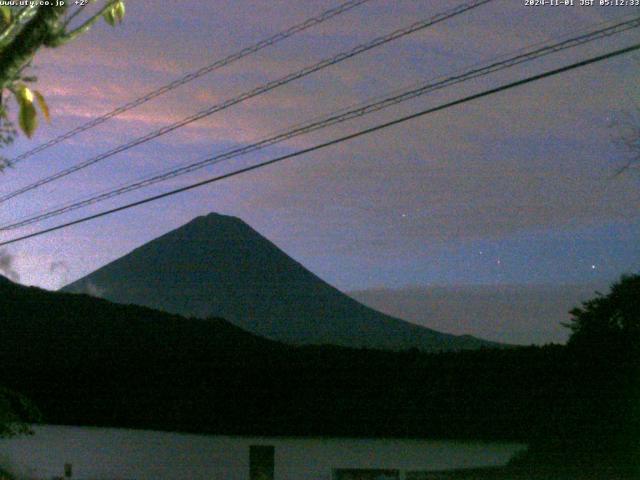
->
[0, 0, 494, 203]
[1, 42, 637, 247]
[3, 16, 638, 231]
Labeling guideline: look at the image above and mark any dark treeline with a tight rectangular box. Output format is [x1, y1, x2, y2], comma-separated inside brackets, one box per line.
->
[0, 275, 637, 471]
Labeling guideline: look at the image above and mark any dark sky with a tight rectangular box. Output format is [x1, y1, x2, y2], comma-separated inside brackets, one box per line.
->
[0, 1, 638, 342]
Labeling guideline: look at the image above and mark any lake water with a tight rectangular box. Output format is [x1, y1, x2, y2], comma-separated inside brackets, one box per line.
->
[0, 425, 525, 480]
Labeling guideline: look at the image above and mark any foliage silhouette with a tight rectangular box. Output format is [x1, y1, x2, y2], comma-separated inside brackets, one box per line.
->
[565, 274, 640, 356]
[510, 274, 640, 475]
[0, 385, 41, 438]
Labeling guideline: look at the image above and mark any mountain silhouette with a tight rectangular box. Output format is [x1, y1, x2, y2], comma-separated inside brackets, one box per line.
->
[62, 213, 497, 351]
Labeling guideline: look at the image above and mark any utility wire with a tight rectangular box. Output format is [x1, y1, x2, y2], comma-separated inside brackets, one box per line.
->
[3, 16, 639, 231]
[1, 42, 637, 248]
[7, 0, 372, 166]
[0, 0, 494, 204]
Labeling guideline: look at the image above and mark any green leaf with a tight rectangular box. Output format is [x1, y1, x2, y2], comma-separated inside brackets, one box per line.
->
[113, 1, 125, 22]
[15, 85, 34, 105]
[103, 8, 116, 27]
[34, 91, 50, 123]
[0, 7, 11, 25]
[18, 99, 38, 138]
[104, 1, 125, 26]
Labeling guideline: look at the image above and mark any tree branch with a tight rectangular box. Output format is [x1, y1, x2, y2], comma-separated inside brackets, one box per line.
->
[0, 6, 67, 88]
[50, 0, 120, 47]
[62, 4, 87, 29]
[0, 6, 38, 47]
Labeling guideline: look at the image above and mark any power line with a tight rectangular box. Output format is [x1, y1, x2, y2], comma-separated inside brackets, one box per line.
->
[3, 15, 638, 231]
[0, 0, 494, 204]
[1, 42, 637, 248]
[7, 0, 372, 166]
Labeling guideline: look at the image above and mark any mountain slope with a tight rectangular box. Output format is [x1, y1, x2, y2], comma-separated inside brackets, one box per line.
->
[62, 213, 497, 351]
[1, 273, 276, 365]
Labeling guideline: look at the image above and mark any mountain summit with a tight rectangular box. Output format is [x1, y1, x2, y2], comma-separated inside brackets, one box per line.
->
[62, 213, 496, 351]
